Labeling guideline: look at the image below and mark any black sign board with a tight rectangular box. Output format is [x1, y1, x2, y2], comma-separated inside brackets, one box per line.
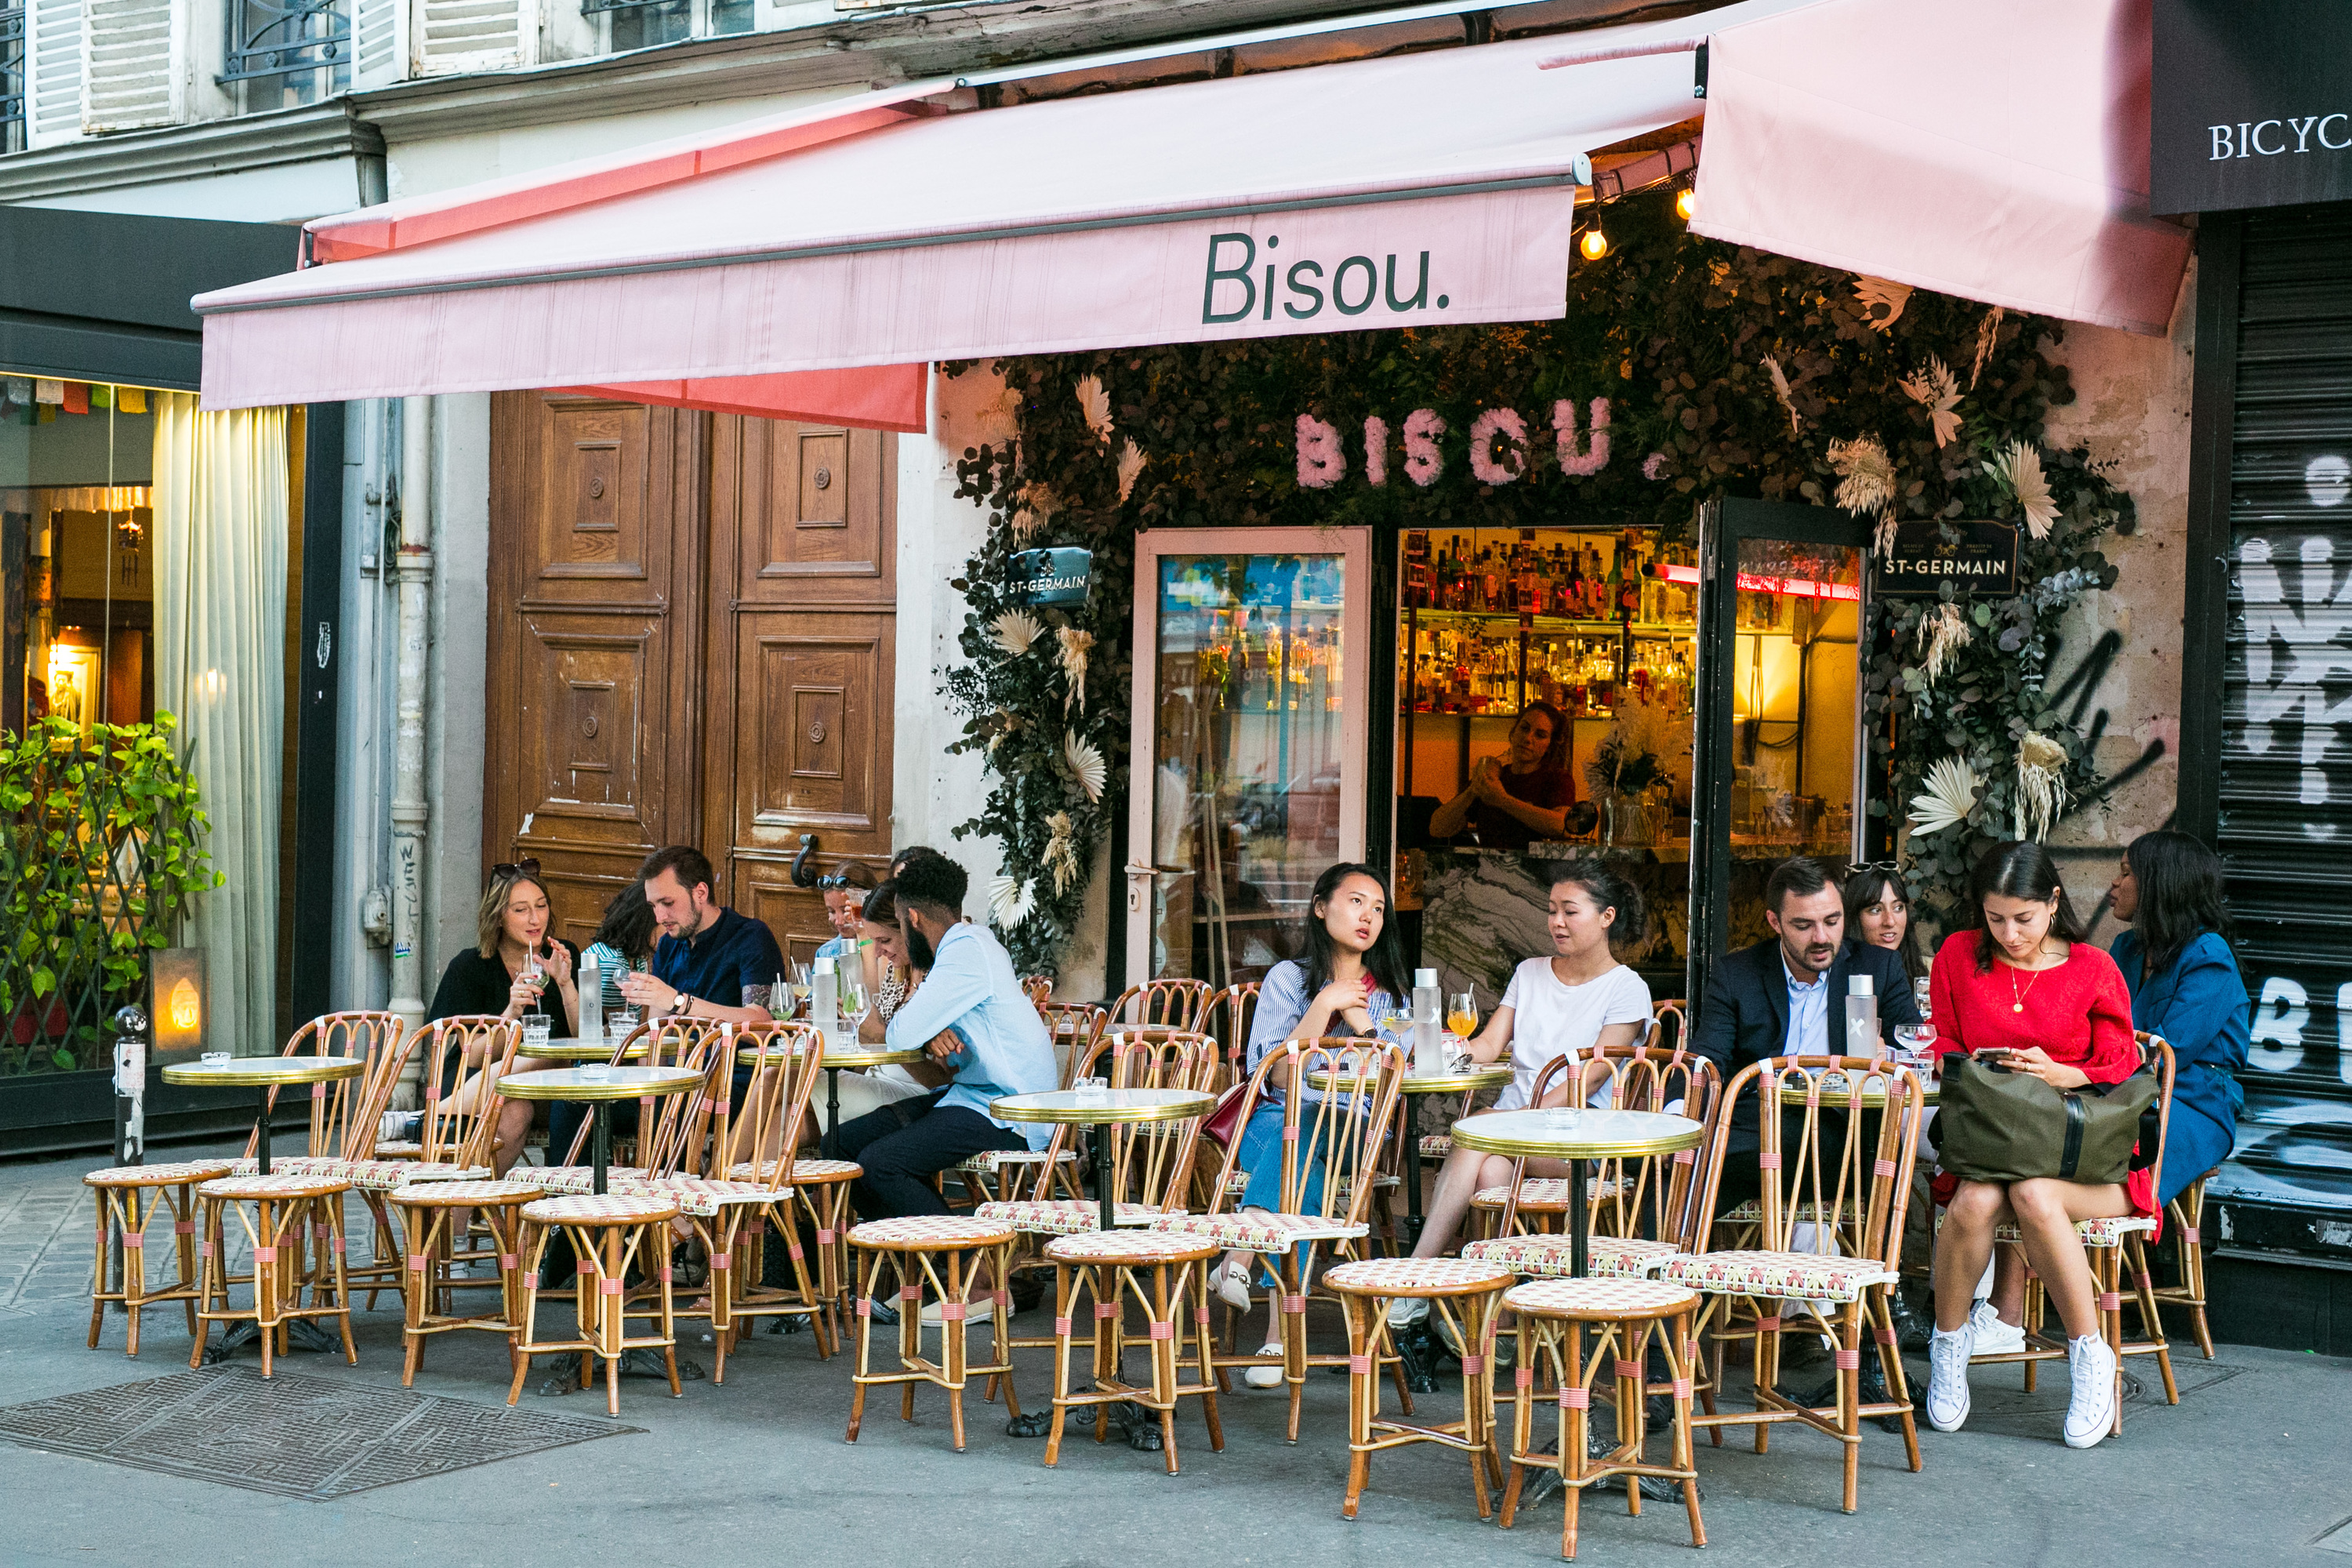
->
[1007, 546, 1093, 606]
[2151, 0, 2352, 216]
[1875, 520, 2017, 599]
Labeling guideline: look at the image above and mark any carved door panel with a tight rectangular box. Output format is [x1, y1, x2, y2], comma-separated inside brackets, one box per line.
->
[707, 418, 897, 963]
[486, 393, 701, 953]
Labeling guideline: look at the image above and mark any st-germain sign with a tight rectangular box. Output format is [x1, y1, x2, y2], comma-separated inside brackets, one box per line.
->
[2151, 0, 2352, 215]
[1008, 546, 1093, 607]
[1876, 521, 2017, 600]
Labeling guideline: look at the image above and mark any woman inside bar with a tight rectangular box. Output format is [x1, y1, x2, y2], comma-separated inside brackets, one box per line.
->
[423, 862, 578, 1181]
[1925, 841, 2147, 1450]
[1387, 861, 1652, 1331]
[1845, 862, 1927, 986]
[1208, 862, 1409, 1388]
[1427, 699, 1577, 851]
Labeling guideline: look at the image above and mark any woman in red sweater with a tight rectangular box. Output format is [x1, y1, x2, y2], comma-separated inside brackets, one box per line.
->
[1924, 841, 2147, 1451]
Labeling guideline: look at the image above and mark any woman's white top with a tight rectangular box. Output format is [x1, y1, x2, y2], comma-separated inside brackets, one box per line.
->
[1492, 958, 1653, 1110]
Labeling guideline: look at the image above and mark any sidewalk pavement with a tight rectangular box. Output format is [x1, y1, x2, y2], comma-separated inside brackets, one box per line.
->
[5, 1135, 2351, 1568]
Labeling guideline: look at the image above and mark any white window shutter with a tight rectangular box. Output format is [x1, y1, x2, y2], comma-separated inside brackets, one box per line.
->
[412, 0, 535, 77]
[354, 0, 406, 88]
[25, 0, 83, 148]
[81, 0, 180, 134]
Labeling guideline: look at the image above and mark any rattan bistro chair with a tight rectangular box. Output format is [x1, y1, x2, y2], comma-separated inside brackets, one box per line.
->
[1152, 1038, 1408, 1444]
[2135, 1170, 2219, 1359]
[387, 1178, 546, 1386]
[1039, 1229, 1227, 1473]
[1325, 1256, 1516, 1522]
[510, 1191, 684, 1418]
[82, 1157, 234, 1356]
[699, 1022, 838, 1367]
[1664, 1055, 1926, 1515]
[191, 1171, 358, 1377]
[846, 1215, 1023, 1452]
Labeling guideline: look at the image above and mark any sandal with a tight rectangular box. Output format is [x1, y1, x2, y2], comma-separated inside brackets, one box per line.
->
[1244, 1342, 1285, 1388]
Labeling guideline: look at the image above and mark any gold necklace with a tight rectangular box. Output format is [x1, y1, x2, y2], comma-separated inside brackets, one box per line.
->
[2005, 946, 2060, 1013]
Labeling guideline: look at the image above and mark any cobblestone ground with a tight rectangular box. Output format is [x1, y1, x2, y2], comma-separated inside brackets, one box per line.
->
[4, 1135, 2351, 1567]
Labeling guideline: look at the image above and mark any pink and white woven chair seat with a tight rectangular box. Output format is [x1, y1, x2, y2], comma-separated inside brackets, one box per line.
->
[524, 1165, 649, 1196]
[630, 1174, 786, 1214]
[520, 1192, 678, 1227]
[1323, 1256, 1515, 1295]
[387, 1178, 546, 1204]
[1469, 1177, 1621, 1210]
[1419, 1134, 1454, 1159]
[373, 1140, 423, 1158]
[1222, 1171, 1251, 1197]
[972, 1200, 1177, 1236]
[84, 1159, 235, 1188]
[198, 1171, 351, 1202]
[1043, 1230, 1220, 1265]
[1462, 1233, 1679, 1282]
[1149, 1210, 1368, 1252]
[725, 1156, 863, 1183]
[1991, 1214, 2157, 1247]
[226, 1155, 468, 1192]
[1658, 1249, 1897, 1304]
[1715, 1197, 1860, 1225]
[1503, 1276, 1701, 1319]
[955, 1148, 1077, 1174]
[848, 1215, 1015, 1249]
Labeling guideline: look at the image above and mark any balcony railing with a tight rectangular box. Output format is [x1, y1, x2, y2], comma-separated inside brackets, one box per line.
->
[221, 0, 351, 87]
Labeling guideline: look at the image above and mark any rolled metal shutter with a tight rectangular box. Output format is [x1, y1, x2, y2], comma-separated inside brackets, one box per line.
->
[2214, 201, 2352, 1260]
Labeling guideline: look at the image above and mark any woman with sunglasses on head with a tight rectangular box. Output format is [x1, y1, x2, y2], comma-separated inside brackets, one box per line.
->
[1924, 841, 2146, 1450]
[815, 861, 879, 967]
[1428, 700, 1581, 851]
[1209, 862, 1411, 1387]
[423, 861, 577, 1178]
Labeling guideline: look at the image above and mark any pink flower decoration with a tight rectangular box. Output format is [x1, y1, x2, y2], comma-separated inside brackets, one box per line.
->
[1642, 451, 1670, 481]
[1555, 397, 1611, 477]
[1295, 415, 1345, 488]
[1363, 416, 1389, 486]
[1404, 408, 1446, 488]
[1469, 408, 1528, 485]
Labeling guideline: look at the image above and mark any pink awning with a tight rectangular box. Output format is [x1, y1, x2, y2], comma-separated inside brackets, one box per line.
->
[191, 8, 1762, 422]
[1646, 0, 2190, 336]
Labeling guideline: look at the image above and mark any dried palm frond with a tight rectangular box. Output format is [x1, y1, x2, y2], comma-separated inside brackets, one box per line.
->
[1116, 439, 1146, 503]
[988, 874, 1036, 931]
[1900, 354, 1963, 447]
[2014, 731, 2070, 842]
[1062, 730, 1105, 803]
[1762, 354, 1800, 437]
[989, 610, 1045, 656]
[1984, 441, 2060, 539]
[1917, 601, 1973, 684]
[1969, 306, 2005, 389]
[1075, 376, 1114, 444]
[1853, 275, 1913, 332]
[1907, 754, 1981, 837]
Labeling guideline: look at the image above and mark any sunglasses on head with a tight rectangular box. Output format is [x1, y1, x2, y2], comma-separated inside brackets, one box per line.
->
[817, 871, 861, 890]
[490, 858, 543, 884]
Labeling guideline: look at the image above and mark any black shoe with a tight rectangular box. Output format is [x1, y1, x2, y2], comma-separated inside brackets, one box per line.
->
[1777, 1333, 1830, 1370]
[1889, 1290, 1932, 1355]
[1789, 1363, 1892, 1415]
[866, 1297, 900, 1327]
[1009, 1272, 1047, 1314]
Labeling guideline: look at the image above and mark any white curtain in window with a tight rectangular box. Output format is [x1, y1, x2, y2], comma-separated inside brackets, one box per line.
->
[152, 394, 288, 1058]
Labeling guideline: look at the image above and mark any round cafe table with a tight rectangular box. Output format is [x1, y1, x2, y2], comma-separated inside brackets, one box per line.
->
[992, 1089, 1218, 1235]
[1448, 1108, 1704, 1279]
[495, 1066, 703, 1195]
[1308, 1062, 1512, 1249]
[808, 1045, 928, 1160]
[516, 1035, 653, 1062]
[160, 1055, 364, 1175]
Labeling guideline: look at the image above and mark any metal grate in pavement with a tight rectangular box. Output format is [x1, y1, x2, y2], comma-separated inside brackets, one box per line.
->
[0, 1367, 637, 1499]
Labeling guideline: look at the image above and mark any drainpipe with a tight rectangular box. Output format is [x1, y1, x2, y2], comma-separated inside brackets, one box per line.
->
[387, 396, 434, 1036]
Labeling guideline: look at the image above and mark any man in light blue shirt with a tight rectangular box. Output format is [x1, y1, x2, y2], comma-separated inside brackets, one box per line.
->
[834, 852, 1056, 1221]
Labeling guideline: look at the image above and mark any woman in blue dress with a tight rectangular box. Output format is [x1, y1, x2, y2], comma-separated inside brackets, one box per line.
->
[2106, 830, 2249, 1207]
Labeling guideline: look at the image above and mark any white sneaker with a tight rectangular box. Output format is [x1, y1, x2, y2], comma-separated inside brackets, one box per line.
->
[1388, 1295, 1430, 1329]
[1925, 1325, 1973, 1432]
[1969, 1300, 2026, 1356]
[1245, 1343, 1285, 1388]
[2063, 1334, 2118, 1449]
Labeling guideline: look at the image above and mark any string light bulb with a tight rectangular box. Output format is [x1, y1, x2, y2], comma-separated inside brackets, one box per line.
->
[1676, 184, 1697, 223]
[1578, 225, 1610, 262]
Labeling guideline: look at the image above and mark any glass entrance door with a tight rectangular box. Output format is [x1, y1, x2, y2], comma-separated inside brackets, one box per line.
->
[1690, 499, 1875, 1003]
[1127, 528, 1371, 988]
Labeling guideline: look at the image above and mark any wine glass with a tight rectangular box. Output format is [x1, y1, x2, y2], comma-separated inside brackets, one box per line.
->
[839, 977, 870, 1027]
[1446, 992, 1478, 1041]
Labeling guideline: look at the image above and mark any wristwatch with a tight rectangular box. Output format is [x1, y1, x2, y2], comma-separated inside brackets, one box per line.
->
[670, 991, 691, 1017]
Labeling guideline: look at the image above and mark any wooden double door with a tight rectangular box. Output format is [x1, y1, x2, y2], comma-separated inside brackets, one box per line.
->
[484, 393, 898, 971]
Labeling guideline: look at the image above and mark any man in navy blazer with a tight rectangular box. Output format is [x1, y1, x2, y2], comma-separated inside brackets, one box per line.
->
[1691, 858, 1920, 1213]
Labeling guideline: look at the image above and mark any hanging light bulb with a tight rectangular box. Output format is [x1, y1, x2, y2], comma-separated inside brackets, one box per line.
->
[1578, 225, 1610, 262]
[1675, 184, 1697, 223]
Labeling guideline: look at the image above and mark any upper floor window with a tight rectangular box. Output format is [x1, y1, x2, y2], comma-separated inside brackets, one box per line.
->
[223, 0, 351, 110]
[585, 0, 750, 54]
[0, 2, 24, 155]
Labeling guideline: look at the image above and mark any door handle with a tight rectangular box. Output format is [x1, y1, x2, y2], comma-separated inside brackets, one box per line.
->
[791, 833, 820, 887]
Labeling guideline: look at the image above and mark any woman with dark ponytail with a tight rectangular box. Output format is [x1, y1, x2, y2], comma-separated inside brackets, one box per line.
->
[1387, 861, 1653, 1327]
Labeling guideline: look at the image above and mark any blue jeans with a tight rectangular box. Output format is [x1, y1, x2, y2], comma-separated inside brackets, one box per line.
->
[1236, 1099, 1333, 1282]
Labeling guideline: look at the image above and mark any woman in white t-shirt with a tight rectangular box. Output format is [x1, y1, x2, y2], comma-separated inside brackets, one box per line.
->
[1394, 862, 1653, 1308]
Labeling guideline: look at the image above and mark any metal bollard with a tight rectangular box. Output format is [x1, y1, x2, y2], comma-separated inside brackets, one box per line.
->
[108, 1004, 150, 1312]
